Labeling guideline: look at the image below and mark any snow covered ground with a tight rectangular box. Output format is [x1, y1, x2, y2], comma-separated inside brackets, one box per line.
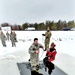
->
[0, 31, 75, 75]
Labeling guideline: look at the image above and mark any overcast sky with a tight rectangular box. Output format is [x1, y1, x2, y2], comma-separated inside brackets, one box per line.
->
[0, 0, 75, 25]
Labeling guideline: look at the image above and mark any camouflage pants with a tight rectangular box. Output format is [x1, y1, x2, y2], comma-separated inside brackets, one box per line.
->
[30, 59, 39, 70]
[45, 38, 50, 49]
[11, 40, 16, 47]
[1, 40, 6, 47]
[7, 36, 9, 40]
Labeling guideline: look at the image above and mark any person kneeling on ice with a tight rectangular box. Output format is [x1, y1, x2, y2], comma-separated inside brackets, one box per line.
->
[29, 38, 45, 75]
[43, 42, 57, 75]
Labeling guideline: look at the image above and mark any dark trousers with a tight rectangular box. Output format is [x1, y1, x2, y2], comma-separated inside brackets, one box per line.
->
[43, 57, 55, 75]
[31, 71, 43, 75]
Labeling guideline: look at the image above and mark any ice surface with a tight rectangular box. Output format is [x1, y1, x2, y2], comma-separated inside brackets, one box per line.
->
[0, 31, 75, 75]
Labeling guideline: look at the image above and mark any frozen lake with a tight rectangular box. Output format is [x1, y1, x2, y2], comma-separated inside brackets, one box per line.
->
[0, 31, 75, 75]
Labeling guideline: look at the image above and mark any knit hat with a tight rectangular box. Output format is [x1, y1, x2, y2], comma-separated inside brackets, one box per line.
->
[51, 42, 56, 47]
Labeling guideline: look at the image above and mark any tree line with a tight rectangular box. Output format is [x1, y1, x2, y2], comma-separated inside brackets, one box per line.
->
[1, 20, 75, 30]
[22, 20, 75, 30]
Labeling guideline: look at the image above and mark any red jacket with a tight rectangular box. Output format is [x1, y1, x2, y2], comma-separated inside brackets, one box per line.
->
[46, 48, 57, 62]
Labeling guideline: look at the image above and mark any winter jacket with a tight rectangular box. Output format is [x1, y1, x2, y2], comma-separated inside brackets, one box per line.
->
[46, 48, 57, 62]
[29, 43, 43, 66]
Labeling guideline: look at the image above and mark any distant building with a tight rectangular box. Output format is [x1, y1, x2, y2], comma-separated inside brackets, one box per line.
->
[1, 23, 11, 31]
[1, 26, 11, 31]
[25, 27, 35, 31]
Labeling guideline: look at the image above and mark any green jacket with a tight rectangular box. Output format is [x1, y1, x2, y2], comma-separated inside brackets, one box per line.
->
[45, 31, 52, 39]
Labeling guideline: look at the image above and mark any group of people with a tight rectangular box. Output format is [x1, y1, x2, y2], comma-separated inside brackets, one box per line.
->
[28, 27, 57, 75]
[0, 27, 57, 75]
[0, 31, 17, 47]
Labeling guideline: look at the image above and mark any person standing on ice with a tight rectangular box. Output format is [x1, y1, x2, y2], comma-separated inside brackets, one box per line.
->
[13, 31, 18, 42]
[0, 31, 7, 47]
[6, 31, 10, 41]
[42, 27, 52, 51]
[29, 38, 44, 75]
[10, 31, 16, 47]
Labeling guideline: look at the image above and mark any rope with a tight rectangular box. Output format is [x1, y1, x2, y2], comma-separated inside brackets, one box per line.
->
[39, 50, 45, 60]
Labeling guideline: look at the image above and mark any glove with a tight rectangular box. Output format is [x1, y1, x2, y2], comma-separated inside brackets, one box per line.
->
[42, 34, 45, 36]
[46, 37, 49, 38]
[44, 49, 46, 51]
[44, 48, 47, 51]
